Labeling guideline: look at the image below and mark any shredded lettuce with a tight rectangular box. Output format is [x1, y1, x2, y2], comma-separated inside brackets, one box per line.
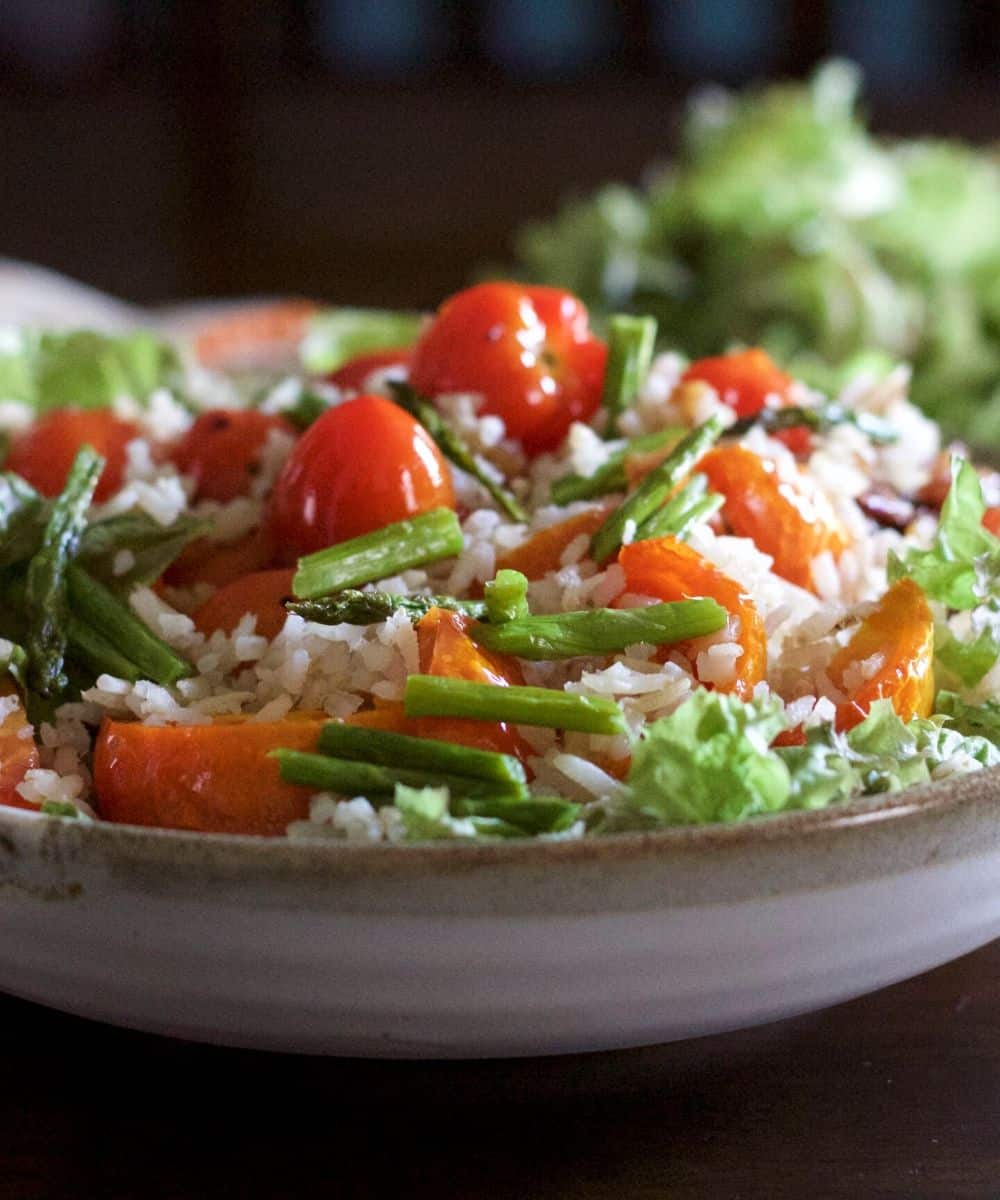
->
[935, 691, 1000, 747]
[0, 329, 181, 414]
[300, 308, 424, 374]
[507, 61, 1000, 443]
[625, 691, 791, 825]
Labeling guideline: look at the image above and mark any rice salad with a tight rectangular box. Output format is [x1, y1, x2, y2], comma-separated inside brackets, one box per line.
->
[0, 283, 998, 844]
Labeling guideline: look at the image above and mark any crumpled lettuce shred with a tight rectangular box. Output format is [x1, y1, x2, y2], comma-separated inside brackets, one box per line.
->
[507, 61, 1000, 443]
[0, 328, 181, 414]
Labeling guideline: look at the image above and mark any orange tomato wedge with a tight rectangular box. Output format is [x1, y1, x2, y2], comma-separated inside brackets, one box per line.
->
[618, 536, 766, 699]
[193, 300, 318, 370]
[0, 688, 40, 811]
[496, 506, 610, 580]
[192, 568, 295, 641]
[93, 713, 327, 836]
[697, 444, 849, 592]
[828, 578, 934, 732]
[413, 607, 531, 760]
[164, 525, 278, 591]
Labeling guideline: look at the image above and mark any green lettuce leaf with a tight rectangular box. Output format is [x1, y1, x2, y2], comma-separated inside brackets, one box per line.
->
[888, 456, 1000, 610]
[934, 621, 1000, 688]
[935, 691, 1000, 747]
[0, 329, 181, 414]
[300, 309, 424, 374]
[775, 734, 855, 809]
[625, 691, 790, 825]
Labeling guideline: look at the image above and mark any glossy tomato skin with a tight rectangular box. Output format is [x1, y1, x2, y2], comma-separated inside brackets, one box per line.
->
[409, 282, 607, 456]
[268, 393, 455, 558]
[6, 408, 138, 502]
[171, 409, 293, 503]
[328, 348, 411, 393]
[682, 348, 792, 419]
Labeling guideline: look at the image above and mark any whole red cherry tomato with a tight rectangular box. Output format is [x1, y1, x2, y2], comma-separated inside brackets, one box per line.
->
[268, 394, 455, 558]
[328, 348, 411, 394]
[682, 348, 810, 455]
[6, 408, 139, 502]
[409, 282, 607, 456]
[171, 410, 293, 503]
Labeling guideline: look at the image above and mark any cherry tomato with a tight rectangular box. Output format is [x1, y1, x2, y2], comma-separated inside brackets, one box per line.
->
[6, 409, 138, 502]
[682, 349, 792, 419]
[171, 409, 293, 504]
[618, 536, 766, 700]
[328, 348, 411, 393]
[828, 578, 934, 732]
[697, 444, 849, 592]
[409, 282, 607, 456]
[164, 524, 277, 590]
[268, 393, 455, 558]
[192, 568, 295, 641]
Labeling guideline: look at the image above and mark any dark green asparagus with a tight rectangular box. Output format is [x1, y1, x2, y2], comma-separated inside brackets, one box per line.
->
[287, 590, 488, 626]
[483, 569, 530, 624]
[25, 447, 103, 696]
[631, 473, 723, 543]
[271, 748, 529, 801]
[549, 427, 684, 505]
[589, 415, 725, 564]
[728, 402, 898, 445]
[389, 383, 526, 520]
[318, 722, 527, 784]
[602, 314, 658, 438]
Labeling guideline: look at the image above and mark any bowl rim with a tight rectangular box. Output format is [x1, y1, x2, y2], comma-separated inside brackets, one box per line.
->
[3, 763, 999, 883]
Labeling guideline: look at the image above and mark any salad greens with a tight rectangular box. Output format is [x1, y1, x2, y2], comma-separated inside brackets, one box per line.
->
[619, 694, 1000, 828]
[299, 308, 423, 374]
[0, 329, 180, 414]
[507, 61, 1000, 443]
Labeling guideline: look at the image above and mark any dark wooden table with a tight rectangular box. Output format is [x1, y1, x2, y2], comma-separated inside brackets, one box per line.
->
[4, 940, 998, 1199]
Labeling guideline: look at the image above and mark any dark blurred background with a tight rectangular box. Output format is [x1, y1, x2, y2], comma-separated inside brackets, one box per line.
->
[1, 0, 997, 309]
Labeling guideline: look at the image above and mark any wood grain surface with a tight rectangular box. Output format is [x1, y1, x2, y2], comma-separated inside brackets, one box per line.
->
[3, 940, 997, 1199]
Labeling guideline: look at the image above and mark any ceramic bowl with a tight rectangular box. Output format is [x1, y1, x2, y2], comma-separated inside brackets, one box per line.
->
[1, 768, 998, 1058]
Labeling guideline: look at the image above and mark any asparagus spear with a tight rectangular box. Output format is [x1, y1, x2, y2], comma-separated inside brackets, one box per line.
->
[66, 565, 193, 685]
[404, 676, 628, 735]
[287, 590, 487, 625]
[318, 722, 527, 784]
[389, 383, 526, 520]
[451, 795, 581, 835]
[601, 314, 658, 438]
[25, 447, 103, 696]
[631, 473, 723, 543]
[727, 403, 898, 445]
[589, 415, 724, 565]
[292, 508, 464, 600]
[550, 428, 683, 505]
[471, 598, 726, 660]
[271, 749, 529, 801]
[483, 569, 529, 624]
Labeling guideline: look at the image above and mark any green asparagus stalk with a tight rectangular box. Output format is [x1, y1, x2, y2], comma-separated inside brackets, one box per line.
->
[589, 415, 724, 564]
[25, 447, 103, 696]
[271, 748, 529, 801]
[318, 722, 527, 784]
[471, 598, 726, 660]
[550, 427, 684, 505]
[66, 565, 192, 685]
[728, 403, 898, 445]
[451, 795, 581, 835]
[389, 383, 526, 520]
[483, 569, 530, 624]
[602, 314, 658, 438]
[292, 508, 464, 600]
[286, 590, 487, 626]
[66, 615, 143, 683]
[404, 675, 628, 735]
[632, 473, 723, 543]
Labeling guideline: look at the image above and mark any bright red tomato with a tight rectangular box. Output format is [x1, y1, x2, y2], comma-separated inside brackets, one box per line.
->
[6, 408, 139, 502]
[682, 348, 792, 418]
[682, 348, 809, 455]
[328, 348, 411, 393]
[171, 410, 293, 503]
[268, 393, 455, 558]
[409, 282, 607, 456]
